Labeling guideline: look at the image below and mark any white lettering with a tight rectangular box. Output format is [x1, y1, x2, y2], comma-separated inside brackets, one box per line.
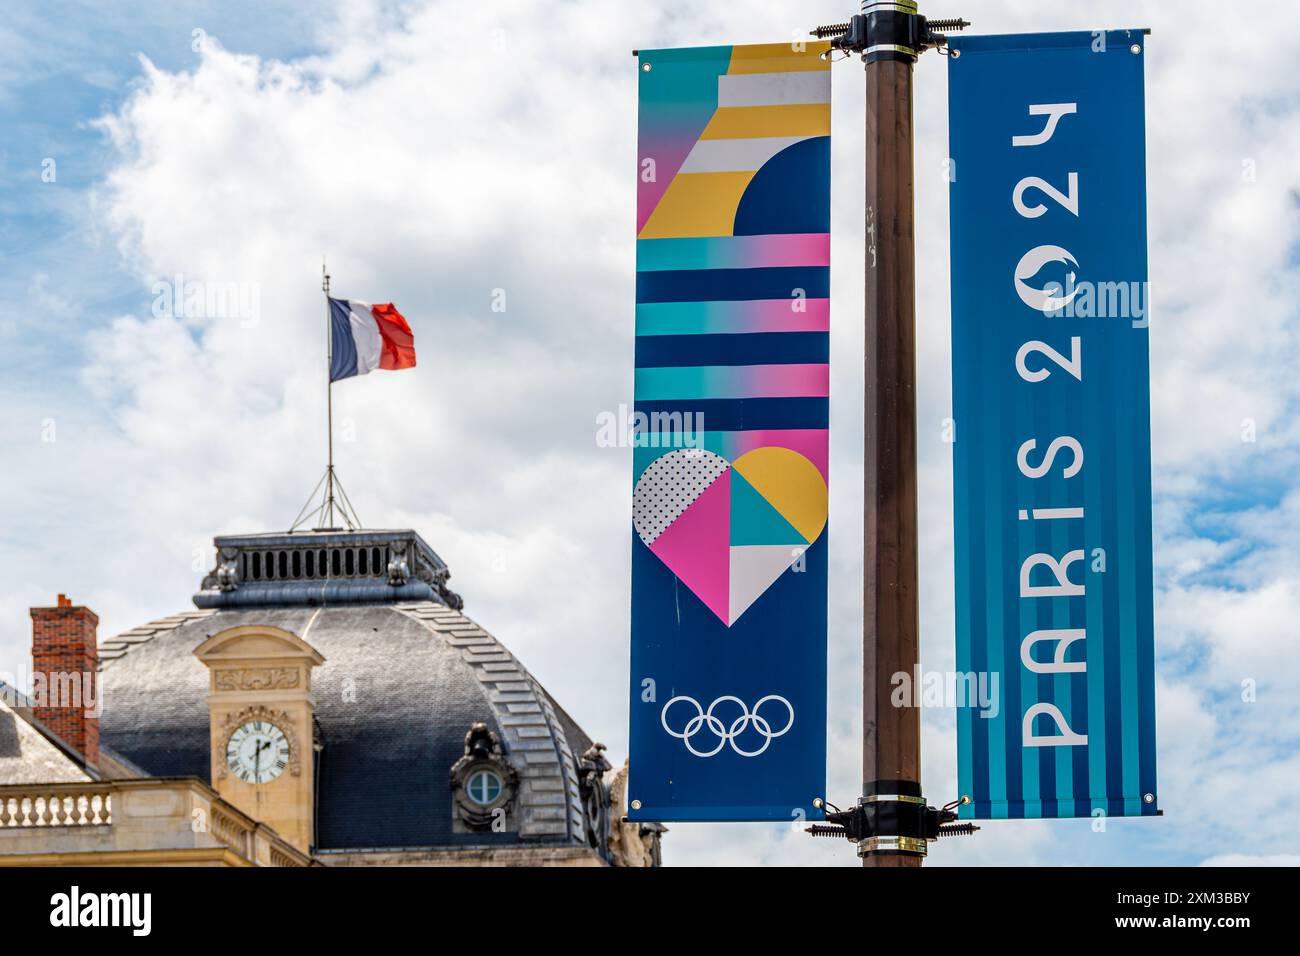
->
[1023, 702, 1087, 747]
[1017, 436, 1083, 479]
[1012, 103, 1077, 147]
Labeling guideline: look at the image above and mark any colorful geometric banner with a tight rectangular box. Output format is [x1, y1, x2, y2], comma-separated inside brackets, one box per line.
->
[948, 30, 1158, 820]
[627, 42, 831, 822]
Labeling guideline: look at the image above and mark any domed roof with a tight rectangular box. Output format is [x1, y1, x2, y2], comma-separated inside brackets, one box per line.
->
[97, 530, 595, 853]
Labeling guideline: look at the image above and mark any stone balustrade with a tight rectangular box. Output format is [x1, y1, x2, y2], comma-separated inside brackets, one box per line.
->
[0, 785, 113, 827]
[0, 778, 311, 866]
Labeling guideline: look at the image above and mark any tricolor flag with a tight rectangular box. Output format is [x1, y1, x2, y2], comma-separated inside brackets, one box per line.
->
[328, 297, 416, 382]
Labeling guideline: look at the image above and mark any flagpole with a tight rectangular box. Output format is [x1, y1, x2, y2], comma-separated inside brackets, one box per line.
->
[289, 261, 362, 533]
[323, 260, 335, 529]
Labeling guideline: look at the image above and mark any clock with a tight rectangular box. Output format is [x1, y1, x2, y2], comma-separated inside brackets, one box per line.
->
[226, 719, 292, 784]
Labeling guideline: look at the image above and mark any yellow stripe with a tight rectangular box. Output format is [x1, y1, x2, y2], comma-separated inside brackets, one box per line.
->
[727, 42, 832, 74]
[699, 104, 830, 140]
[637, 171, 756, 239]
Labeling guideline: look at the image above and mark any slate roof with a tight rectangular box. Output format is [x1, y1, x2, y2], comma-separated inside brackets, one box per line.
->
[98, 601, 594, 851]
[0, 690, 93, 785]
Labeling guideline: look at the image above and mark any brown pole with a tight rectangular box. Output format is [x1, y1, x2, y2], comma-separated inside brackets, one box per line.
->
[862, 54, 921, 867]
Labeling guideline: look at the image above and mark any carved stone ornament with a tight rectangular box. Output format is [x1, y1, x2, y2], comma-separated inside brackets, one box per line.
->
[387, 541, 410, 586]
[577, 742, 613, 854]
[214, 667, 301, 691]
[449, 722, 518, 831]
[217, 704, 302, 780]
[216, 546, 240, 591]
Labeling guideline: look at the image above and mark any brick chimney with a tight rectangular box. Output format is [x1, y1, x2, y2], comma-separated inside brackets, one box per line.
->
[30, 594, 99, 768]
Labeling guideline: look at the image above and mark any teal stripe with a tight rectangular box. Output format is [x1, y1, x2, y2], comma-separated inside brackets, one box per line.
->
[1050, 460, 1074, 809]
[1116, 352, 1140, 808]
[635, 301, 816, 336]
[635, 366, 714, 400]
[634, 365, 823, 401]
[1085, 386, 1109, 809]
[984, 329, 1007, 817]
[638, 237, 736, 272]
[1017, 536, 1038, 814]
[637, 366, 712, 399]
[638, 302, 727, 336]
[1015, 364, 1037, 816]
[955, 442, 974, 816]
[1051, 375, 1076, 811]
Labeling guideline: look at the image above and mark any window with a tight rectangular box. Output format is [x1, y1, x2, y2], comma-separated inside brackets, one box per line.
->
[466, 769, 503, 806]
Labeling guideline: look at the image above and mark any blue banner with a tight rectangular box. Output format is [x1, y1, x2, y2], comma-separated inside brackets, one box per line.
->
[948, 30, 1158, 820]
[627, 42, 831, 822]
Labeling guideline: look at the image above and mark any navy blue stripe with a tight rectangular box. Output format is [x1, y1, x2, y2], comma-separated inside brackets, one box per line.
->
[1031, 378, 1054, 815]
[1071, 538, 1091, 813]
[1133, 351, 1159, 813]
[1002, 317, 1024, 818]
[635, 266, 829, 304]
[1103, 339, 1126, 807]
[633, 398, 828, 431]
[634, 332, 829, 368]
[328, 298, 358, 382]
[965, 347, 990, 812]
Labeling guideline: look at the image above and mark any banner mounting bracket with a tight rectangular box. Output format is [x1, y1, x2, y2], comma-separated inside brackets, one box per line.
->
[811, 3, 969, 64]
[806, 794, 979, 857]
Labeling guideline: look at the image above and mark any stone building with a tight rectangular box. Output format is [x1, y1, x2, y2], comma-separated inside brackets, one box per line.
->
[0, 528, 662, 866]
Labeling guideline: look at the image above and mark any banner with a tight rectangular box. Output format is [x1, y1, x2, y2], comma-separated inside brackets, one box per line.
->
[948, 30, 1158, 819]
[628, 42, 831, 822]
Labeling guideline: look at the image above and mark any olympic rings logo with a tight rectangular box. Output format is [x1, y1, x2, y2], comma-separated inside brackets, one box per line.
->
[660, 695, 795, 758]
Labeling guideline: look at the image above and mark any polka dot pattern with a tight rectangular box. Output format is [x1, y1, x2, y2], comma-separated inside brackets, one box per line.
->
[633, 449, 730, 546]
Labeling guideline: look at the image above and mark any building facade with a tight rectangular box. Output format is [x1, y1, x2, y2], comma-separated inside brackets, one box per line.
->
[0, 529, 661, 867]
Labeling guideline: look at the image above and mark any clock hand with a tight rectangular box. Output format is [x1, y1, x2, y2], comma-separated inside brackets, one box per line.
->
[257, 738, 273, 780]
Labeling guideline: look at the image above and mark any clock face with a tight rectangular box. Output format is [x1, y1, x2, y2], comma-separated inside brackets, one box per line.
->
[226, 720, 291, 784]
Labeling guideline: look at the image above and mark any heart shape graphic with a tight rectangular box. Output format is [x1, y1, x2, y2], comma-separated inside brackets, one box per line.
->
[633, 447, 828, 626]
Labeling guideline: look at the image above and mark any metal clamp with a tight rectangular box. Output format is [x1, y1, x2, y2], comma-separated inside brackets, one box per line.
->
[812, 3, 970, 64]
[807, 792, 978, 857]
[859, 835, 930, 856]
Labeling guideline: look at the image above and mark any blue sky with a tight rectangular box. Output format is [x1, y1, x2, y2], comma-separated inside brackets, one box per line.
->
[1, 0, 1298, 866]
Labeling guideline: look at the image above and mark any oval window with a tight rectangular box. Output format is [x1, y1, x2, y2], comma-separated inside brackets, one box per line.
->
[466, 769, 503, 806]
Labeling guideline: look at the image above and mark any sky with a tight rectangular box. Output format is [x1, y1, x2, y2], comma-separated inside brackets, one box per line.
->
[0, 0, 1297, 866]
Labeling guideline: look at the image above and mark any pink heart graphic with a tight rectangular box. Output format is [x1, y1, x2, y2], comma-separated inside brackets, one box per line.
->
[632, 447, 827, 626]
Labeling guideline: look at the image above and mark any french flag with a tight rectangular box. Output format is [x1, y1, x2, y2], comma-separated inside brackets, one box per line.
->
[328, 297, 416, 382]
